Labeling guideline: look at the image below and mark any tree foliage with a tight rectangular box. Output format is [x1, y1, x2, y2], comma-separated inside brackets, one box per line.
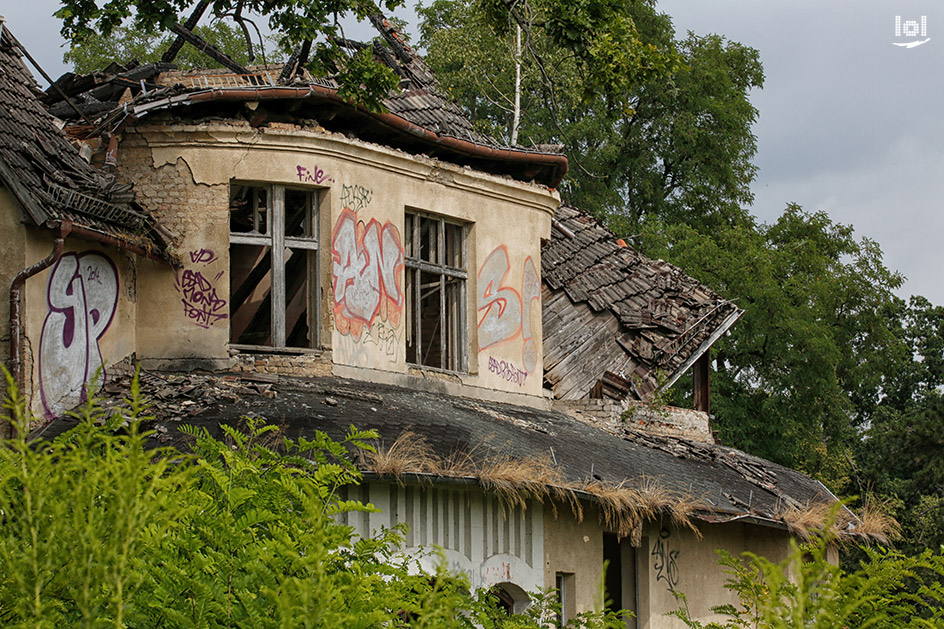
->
[63, 22, 271, 73]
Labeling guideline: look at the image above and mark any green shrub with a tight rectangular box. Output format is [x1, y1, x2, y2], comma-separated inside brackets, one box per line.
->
[0, 370, 625, 627]
[671, 519, 944, 628]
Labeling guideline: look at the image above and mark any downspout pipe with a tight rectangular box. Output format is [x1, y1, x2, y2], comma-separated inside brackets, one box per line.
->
[8, 221, 71, 429]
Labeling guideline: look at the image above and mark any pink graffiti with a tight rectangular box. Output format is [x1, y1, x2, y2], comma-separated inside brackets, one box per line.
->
[39, 252, 118, 418]
[477, 248, 541, 374]
[332, 208, 404, 340]
[488, 356, 527, 386]
[189, 248, 219, 264]
[477, 246, 522, 349]
[521, 257, 540, 373]
[296, 164, 335, 185]
[176, 269, 228, 328]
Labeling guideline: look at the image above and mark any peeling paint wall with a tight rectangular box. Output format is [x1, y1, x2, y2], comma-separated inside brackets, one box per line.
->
[116, 121, 558, 401]
[544, 509, 792, 628]
[17, 229, 138, 420]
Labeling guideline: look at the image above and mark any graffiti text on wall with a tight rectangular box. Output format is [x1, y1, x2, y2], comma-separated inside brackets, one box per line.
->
[331, 207, 404, 340]
[487, 356, 528, 386]
[652, 528, 680, 593]
[340, 184, 373, 213]
[176, 249, 227, 328]
[295, 164, 335, 185]
[39, 252, 119, 418]
[477, 247, 541, 373]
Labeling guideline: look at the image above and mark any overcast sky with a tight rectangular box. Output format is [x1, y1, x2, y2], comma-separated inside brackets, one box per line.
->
[5, 2, 943, 303]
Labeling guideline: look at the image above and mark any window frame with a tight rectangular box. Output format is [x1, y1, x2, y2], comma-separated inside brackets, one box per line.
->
[404, 210, 468, 372]
[229, 183, 321, 350]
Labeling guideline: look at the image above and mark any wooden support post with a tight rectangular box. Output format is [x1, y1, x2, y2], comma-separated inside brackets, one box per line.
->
[693, 352, 710, 413]
[169, 23, 252, 75]
[162, 0, 211, 63]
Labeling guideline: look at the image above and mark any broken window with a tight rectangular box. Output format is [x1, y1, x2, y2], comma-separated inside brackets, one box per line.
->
[404, 211, 467, 371]
[229, 184, 319, 349]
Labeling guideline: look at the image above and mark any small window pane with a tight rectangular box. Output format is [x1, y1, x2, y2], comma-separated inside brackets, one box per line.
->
[284, 247, 312, 347]
[230, 185, 268, 234]
[420, 216, 439, 263]
[445, 222, 463, 268]
[285, 189, 311, 238]
[230, 243, 272, 345]
[419, 270, 442, 368]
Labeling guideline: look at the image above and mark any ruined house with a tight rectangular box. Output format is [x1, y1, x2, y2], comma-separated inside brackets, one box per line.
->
[0, 14, 868, 627]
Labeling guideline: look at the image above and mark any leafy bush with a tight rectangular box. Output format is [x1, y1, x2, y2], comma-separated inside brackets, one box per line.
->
[671, 520, 944, 629]
[0, 371, 625, 627]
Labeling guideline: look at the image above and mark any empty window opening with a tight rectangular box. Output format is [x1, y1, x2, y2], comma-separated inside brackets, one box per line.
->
[555, 572, 576, 627]
[603, 532, 639, 628]
[405, 211, 467, 370]
[229, 184, 319, 349]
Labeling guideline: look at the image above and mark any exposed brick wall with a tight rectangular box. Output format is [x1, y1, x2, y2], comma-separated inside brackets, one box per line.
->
[230, 351, 333, 378]
[554, 398, 713, 442]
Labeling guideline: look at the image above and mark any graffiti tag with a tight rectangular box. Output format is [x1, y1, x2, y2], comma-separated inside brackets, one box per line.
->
[189, 248, 219, 265]
[296, 164, 335, 185]
[652, 529, 680, 593]
[176, 269, 228, 328]
[488, 356, 528, 386]
[39, 252, 118, 418]
[340, 184, 373, 213]
[332, 208, 404, 340]
[477, 247, 541, 373]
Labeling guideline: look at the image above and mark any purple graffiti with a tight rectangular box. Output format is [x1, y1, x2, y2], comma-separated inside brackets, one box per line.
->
[39, 252, 119, 418]
[487, 356, 528, 386]
[189, 248, 219, 264]
[176, 269, 228, 328]
[296, 164, 335, 185]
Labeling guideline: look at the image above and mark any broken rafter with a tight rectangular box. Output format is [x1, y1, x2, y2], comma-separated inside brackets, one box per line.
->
[277, 40, 312, 84]
[162, 0, 211, 63]
[169, 23, 252, 75]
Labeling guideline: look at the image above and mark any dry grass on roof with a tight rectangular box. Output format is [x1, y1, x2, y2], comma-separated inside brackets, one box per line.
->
[361, 430, 897, 545]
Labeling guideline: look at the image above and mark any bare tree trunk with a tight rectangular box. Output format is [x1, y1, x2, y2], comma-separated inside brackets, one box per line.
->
[511, 23, 522, 145]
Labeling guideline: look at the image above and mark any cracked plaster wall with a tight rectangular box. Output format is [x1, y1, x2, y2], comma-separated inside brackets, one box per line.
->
[115, 121, 560, 401]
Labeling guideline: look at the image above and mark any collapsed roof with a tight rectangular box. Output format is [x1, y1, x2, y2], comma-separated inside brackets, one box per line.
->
[31, 367, 860, 539]
[0, 20, 172, 262]
[41, 15, 568, 188]
[542, 205, 742, 401]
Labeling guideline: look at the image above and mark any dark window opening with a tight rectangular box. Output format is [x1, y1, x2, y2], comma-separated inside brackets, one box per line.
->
[229, 184, 319, 349]
[405, 211, 467, 371]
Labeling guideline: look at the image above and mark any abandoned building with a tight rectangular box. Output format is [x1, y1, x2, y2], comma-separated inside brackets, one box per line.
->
[0, 13, 869, 627]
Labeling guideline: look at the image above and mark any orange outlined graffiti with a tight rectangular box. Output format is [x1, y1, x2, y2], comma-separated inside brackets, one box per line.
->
[477, 246, 522, 350]
[477, 247, 542, 374]
[331, 208, 404, 340]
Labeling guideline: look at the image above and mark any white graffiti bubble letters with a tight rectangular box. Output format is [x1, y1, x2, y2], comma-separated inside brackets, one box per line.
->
[477, 246, 522, 349]
[39, 252, 118, 418]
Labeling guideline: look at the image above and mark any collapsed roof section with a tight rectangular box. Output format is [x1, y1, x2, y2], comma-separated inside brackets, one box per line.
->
[41, 15, 568, 188]
[0, 21, 173, 262]
[31, 368, 862, 540]
[542, 205, 742, 401]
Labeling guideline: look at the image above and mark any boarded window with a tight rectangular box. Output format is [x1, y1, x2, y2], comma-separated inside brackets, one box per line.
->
[404, 211, 467, 371]
[229, 184, 319, 349]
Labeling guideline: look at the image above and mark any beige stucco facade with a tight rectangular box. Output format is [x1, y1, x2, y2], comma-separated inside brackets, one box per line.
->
[122, 120, 559, 405]
[2, 119, 560, 419]
[544, 508, 792, 627]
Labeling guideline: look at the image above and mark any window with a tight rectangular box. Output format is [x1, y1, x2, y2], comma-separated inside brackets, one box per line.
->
[229, 184, 319, 349]
[555, 573, 575, 626]
[404, 211, 467, 370]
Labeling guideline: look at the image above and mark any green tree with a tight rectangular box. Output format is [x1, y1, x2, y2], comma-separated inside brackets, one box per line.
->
[64, 22, 271, 73]
[418, 0, 760, 230]
[56, 0, 680, 111]
[640, 206, 905, 494]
